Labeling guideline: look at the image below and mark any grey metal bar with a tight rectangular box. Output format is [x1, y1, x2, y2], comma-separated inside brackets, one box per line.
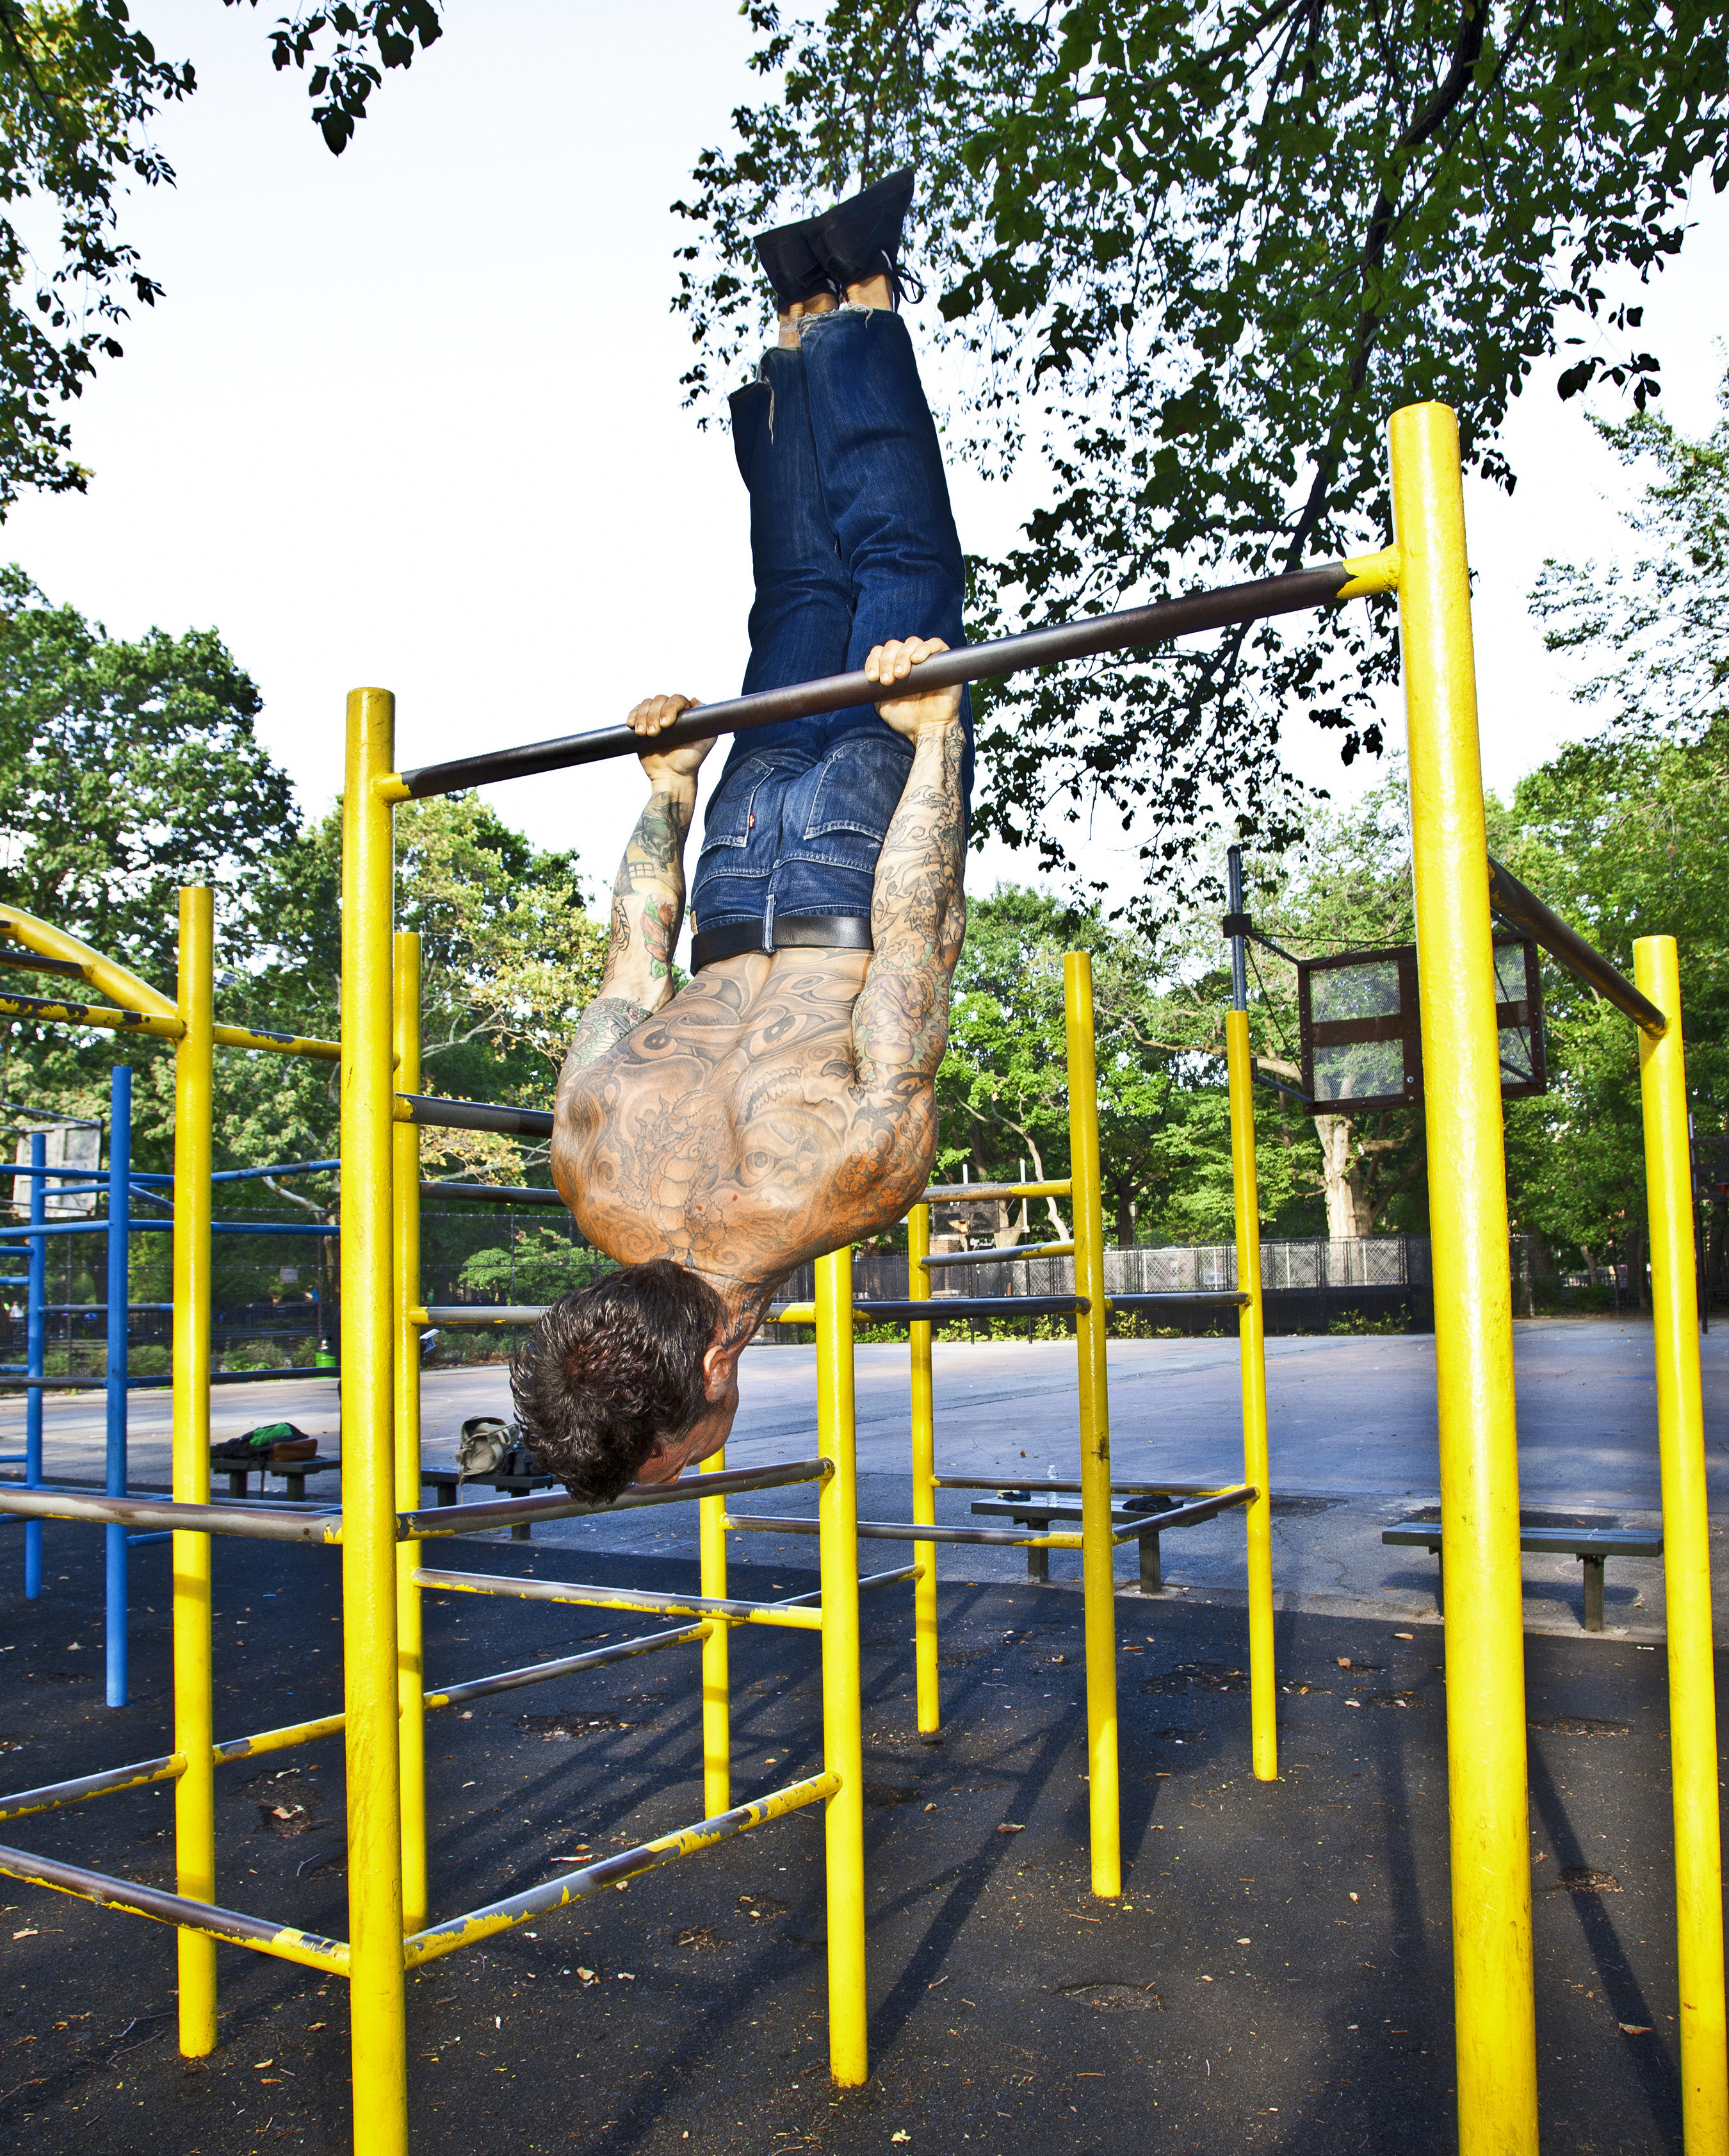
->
[769, 1295, 1089, 1323]
[0, 1752, 183, 1824]
[419, 1183, 569, 1208]
[724, 1513, 1077, 1548]
[921, 1179, 1071, 1204]
[1110, 1486, 1254, 1540]
[0, 1841, 348, 1970]
[426, 1622, 710, 1708]
[921, 1241, 1072, 1268]
[402, 1772, 838, 1965]
[403, 1457, 830, 1538]
[417, 1305, 546, 1326]
[415, 1565, 822, 1625]
[399, 564, 1354, 798]
[0, 1483, 332, 1542]
[935, 1474, 1234, 1497]
[396, 1093, 555, 1138]
[1487, 856, 1666, 1036]
[1106, 1291, 1249, 1309]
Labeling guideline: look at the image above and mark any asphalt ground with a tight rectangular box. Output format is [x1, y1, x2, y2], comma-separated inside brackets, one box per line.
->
[0, 1523, 1710, 2154]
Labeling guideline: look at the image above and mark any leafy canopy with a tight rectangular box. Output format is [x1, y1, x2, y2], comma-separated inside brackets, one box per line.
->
[0, 1, 442, 513]
[674, 1, 1729, 915]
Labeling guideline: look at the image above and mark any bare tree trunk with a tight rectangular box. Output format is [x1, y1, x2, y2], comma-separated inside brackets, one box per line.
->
[1315, 1115, 1374, 1239]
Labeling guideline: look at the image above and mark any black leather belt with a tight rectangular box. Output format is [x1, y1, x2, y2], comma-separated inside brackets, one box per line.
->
[690, 913, 873, 974]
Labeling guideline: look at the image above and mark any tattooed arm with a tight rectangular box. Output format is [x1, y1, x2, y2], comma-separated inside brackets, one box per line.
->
[559, 693, 718, 1077]
[850, 639, 968, 1093]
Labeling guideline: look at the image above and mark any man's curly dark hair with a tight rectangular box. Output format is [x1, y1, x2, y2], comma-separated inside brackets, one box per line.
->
[509, 1260, 724, 1504]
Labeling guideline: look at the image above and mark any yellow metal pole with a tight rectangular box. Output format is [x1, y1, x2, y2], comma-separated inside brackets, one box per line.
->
[171, 887, 216, 2057]
[1064, 951, 1120, 1900]
[392, 932, 428, 1934]
[1634, 936, 1727, 2155]
[907, 1202, 940, 1736]
[699, 1448, 731, 1817]
[1391, 400, 1537, 2156]
[817, 1243, 867, 2084]
[341, 689, 409, 2156]
[1225, 1009, 1277, 1780]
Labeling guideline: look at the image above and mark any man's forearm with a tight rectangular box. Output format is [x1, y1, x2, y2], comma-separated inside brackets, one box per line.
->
[852, 718, 967, 1087]
[599, 776, 697, 1010]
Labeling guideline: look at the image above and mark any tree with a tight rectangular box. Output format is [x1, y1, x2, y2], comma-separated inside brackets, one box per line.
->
[0, 568, 605, 1188]
[674, 1, 1728, 917]
[1507, 377, 1729, 1290]
[0, 2, 442, 513]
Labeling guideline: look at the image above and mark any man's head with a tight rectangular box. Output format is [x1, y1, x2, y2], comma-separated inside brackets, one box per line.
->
[509, 1259, 740, 1504]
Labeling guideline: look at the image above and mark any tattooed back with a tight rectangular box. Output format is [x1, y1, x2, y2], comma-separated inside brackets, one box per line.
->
[551, 945, 938, 1297]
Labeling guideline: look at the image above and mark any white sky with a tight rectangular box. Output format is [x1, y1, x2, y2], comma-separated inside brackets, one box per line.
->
[4, 1, 1725, 929]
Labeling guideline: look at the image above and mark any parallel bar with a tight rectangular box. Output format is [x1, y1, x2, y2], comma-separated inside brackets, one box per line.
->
[934, 1475, 1234, 1496]
[415, 1565, 825, 1629]
[771, 1296, 1088, 1325]
[921, 1240, 1074, 1267]
[0, 1841, 349, 1975]
[0, 1485, 332, 1542]
[412, 1305, 544, 1326]
[402, 1458, 829, 1537]
[1112, 1487, 1254, 1541]
[394, 1093, 555, 1139]
[397, 565, 1354, 797]
[402, 1774, 838, 1966]
[0, 1751, 185, 1823]
[922, 1179, 1071, 1204]
[1634, 935, 1727, 2150]
[425, 1621, 711, 1711]
[723, 1512, 1082, 1549]
[1488, 857, 1664, 1037]
[418, 1183, 568, 1207]
[0, 993, 339, 1061]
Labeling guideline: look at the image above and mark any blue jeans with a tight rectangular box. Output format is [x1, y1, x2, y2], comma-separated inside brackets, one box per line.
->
[691, 307, 973, 941]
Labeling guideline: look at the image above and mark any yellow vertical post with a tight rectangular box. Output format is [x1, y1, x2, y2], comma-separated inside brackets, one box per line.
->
[171, 887, 216, 2057]
[1064, 951, 1120, 1900]
[392, 931, 428, 1934]
[1225, 1009, 1277, 1780]
[816, 1244, 867, 2084]
[1391, 401, 1537, 2156]
[699, 1448, 731, 1817]
[341, 689, 409, 2156]
[1634, 936, 1727, 2156]
[907, 1202, 939, 1736]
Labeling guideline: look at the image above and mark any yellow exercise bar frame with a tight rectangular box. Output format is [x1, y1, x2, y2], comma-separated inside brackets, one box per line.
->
[0, 400, 1718, 2156]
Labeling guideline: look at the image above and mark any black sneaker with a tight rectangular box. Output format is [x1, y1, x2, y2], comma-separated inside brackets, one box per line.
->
[813, 166, 921, 300]
[753, 215, 837, 310]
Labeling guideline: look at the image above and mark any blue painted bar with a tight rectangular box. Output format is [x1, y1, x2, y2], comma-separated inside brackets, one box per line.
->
[0, 1218, 336, 1239]
[104, 1067, 131, 1709]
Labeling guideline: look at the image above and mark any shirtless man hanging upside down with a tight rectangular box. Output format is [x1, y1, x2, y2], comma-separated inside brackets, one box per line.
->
[512, 170, 972, 1501]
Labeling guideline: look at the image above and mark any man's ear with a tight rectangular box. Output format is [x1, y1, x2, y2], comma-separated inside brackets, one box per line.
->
[701, 1337, 734, 1402]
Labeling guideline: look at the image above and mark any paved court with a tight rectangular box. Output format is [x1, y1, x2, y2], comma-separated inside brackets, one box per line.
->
[5, 1316, 1725, 1641]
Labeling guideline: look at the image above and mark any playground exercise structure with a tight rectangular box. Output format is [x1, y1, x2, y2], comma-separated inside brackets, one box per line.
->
[0, 1058, 339, 1708]
[0, 402, 1719, 2156]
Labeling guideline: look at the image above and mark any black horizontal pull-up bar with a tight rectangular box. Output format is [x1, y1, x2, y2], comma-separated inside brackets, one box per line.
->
[398, 562, 1360, 799]
[1486, 857, 1665, 1037]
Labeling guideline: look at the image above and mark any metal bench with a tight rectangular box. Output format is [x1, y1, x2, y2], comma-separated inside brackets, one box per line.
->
[216, 1455, 340, 1503]
[971, 1482, 1235, 1594]
[1382, 1521, 1664, 1631]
